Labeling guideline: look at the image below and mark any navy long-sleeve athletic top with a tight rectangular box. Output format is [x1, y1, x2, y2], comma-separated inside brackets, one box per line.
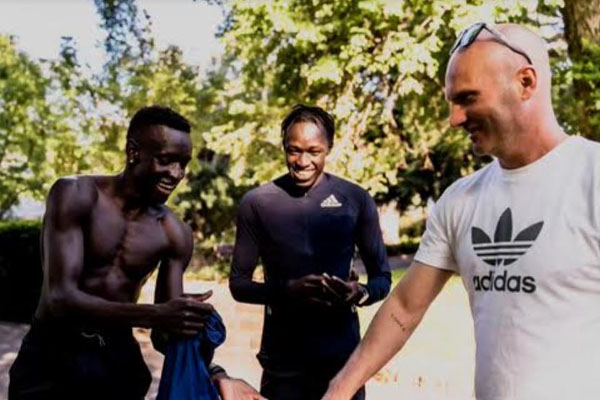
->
[230, 173, 391, 371]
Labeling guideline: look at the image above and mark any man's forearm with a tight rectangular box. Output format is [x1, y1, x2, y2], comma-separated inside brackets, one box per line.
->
[47, 286, 162, 327]
[229, 276, 287, 305]
[326, 263, 451, 399]
[326, 290, 424, 399]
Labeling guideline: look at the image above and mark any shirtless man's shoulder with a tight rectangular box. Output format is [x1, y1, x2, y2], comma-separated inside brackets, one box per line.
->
[46, 174, 190, 253]
[45, 175, 99, 223]
[156, 201, 193, 251]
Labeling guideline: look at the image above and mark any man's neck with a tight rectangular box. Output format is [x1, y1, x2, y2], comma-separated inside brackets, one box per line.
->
[284, 172, 327, 196]
[498, 123, 567, 169]
[114, 172, 153, 213]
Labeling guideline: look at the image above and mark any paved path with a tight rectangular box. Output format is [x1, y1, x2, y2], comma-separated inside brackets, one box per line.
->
[0, 323, 28, 399]
[0, 274, 474, 400]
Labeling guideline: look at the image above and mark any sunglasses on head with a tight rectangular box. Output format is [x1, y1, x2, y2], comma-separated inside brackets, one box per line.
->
[450, 22, 532, 65]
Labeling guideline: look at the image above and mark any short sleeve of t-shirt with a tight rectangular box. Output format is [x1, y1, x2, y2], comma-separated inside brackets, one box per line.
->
[414, 193, 459, 273]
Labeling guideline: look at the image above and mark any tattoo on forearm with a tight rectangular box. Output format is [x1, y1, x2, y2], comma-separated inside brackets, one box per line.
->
[390, 313, 408, 332]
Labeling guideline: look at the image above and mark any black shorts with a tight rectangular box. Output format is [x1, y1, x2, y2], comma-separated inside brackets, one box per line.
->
[9, 321, 151, 400]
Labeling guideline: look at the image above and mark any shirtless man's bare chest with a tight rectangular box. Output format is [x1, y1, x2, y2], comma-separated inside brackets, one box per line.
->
[81, 180, 173, 302]
[36, 175, 189, 320]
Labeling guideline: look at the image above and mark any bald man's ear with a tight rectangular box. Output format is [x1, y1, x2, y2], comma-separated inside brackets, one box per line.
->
[518, 66, 537, 100]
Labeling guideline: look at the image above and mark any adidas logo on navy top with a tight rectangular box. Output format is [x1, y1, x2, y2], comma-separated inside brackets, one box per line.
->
[321, 194, 342, 208]
[471, 208, 544, 267]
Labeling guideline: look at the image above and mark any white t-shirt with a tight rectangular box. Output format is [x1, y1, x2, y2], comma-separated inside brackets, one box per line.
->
[415, 136, 600, 400]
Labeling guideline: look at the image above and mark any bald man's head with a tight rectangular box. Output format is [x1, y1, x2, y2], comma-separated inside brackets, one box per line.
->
[444, 23, 559, 162]
[444, 23, 567, 167]
[495, 24, 551, 90]
[448, 24, 551, 95]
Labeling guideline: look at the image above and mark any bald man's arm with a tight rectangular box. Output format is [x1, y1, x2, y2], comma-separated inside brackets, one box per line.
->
[322, 261, 453, 400]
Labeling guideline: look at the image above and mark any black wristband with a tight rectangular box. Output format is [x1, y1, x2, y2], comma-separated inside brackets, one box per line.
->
[208, 363, 226, 377]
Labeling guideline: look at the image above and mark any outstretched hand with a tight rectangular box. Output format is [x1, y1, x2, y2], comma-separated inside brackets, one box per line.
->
[215, 374, 267, 400]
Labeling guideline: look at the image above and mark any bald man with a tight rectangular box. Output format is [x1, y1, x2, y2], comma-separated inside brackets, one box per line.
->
[322, 23, 600, 400]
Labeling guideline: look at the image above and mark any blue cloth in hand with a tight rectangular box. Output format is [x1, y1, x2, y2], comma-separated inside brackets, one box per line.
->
[157, 312, 227, 400]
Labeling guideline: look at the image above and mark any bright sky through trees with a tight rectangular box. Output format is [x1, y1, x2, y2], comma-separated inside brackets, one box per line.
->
[0, 0, 224, 217]
[0, 0, 224, 72]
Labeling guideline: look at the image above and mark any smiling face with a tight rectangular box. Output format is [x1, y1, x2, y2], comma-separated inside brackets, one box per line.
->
[445, 42, 523, 158]
[284, 121, 330, 189]
[129, 125, 192, 204]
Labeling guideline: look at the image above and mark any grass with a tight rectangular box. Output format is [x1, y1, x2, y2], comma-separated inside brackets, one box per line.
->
[391, 268, 407, 284]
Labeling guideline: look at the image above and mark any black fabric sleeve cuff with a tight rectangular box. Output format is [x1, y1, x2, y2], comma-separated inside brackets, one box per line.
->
[363, 272, 392, 305]
[208, 363, 227, 377]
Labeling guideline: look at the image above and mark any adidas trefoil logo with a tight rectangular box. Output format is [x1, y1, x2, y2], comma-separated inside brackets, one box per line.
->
[321, 194, 342, 208]
[472, 208, 543, 267]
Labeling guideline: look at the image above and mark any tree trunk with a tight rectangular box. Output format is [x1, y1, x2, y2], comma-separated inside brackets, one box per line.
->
[561, 0, 600, 138]
[562, 0, 600, 54]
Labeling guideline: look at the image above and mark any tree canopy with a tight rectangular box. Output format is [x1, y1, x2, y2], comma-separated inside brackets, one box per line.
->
[0, 0, 598, 256]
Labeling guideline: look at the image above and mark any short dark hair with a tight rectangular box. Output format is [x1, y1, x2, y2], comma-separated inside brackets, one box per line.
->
[127, 105, 191, 139]
[281, 104, 335, 148]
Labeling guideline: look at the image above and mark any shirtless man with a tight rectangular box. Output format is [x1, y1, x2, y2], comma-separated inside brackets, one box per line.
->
[9, 106, 263, 400]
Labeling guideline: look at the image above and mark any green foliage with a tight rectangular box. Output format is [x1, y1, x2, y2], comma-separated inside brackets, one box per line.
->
[0, 36, 54, 217]
[386, 239, 421, 257]
[554, 39, 600, 139]
[0, 219, 42, 322]
[205, 0, 532, 197]
[185, 0, 600, 250]
[94, 0, 154, 66]
[1, 0, 599, 261]
[190, 0, 550, 247]
[0, 218, 42, 234]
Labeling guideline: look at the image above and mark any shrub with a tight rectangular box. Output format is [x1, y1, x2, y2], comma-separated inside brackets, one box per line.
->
[0, 219, 43, 322]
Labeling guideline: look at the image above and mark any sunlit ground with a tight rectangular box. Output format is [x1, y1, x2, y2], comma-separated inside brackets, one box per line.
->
[0, 274, 474, 400]
[359, 275, 475, 399]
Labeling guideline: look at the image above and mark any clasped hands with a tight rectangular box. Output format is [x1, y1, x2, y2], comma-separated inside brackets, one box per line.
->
[287, 271, 363, 307]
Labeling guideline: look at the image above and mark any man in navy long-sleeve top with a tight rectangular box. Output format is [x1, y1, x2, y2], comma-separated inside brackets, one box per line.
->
[229, 104, 391, 400]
